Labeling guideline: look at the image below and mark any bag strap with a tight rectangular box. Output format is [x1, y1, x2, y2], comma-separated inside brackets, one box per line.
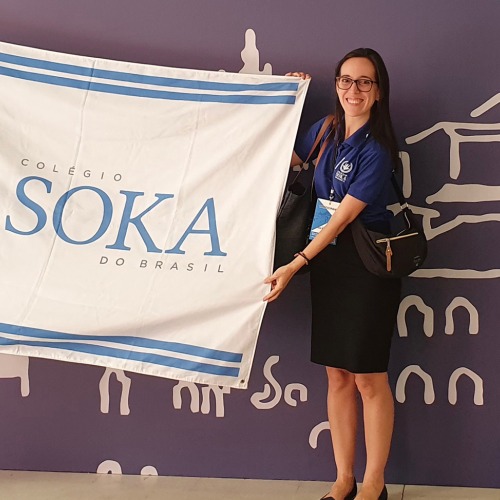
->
[390, 163, 418, 231]
[390, 159, 412, 211]
[303, 114, 335, 167]
[390, 174, 406, 206]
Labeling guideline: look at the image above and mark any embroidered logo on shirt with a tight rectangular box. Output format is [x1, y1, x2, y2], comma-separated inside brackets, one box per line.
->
[339, 160, 353, 173]
[335, 160, 353, 182]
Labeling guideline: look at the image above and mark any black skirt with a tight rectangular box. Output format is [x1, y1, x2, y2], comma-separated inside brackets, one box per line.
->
[310, 224, 401, 373]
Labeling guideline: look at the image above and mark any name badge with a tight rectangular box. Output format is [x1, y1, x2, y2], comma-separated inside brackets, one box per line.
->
[309, 198, 340, 245]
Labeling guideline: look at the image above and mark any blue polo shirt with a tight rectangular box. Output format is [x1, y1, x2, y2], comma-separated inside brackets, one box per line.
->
[295, 116, 394, 230]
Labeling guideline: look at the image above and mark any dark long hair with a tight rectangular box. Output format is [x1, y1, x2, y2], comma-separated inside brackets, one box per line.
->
[333, 48, 399, 168]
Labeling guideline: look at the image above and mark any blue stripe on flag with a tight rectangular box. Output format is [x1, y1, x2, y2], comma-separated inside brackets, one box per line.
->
[0, 51, 299, 92]
[0, 336, 240, 377]
[0, 51, 92, 76]
[92, 68, 298, 92]
[0, 65, 296, 104]
[0, 323, 242, 363]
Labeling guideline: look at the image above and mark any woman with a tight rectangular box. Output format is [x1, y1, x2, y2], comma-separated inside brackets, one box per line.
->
[264, 48, 401, 500]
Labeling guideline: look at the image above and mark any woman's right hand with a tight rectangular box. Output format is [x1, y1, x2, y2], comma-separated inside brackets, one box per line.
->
[263, 261, 301, 303]
[286, 72, 311, 80]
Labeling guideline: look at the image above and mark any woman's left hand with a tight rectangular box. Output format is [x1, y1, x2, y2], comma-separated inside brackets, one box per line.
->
[286, 72, 311, 80]
[263, 264, 298, 302]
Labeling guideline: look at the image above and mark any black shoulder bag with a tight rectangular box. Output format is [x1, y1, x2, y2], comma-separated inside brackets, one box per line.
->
[350, 172, 427, 278]
[274, 116, 334, 273]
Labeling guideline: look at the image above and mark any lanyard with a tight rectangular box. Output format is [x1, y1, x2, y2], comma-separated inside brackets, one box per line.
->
[329, 129, 371, 201]
[329, 136, 341, 201]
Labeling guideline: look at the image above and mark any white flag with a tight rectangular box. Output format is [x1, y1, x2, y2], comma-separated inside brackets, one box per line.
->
[0, 42, 309, 388]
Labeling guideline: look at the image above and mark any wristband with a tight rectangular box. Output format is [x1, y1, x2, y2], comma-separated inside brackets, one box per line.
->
[294, 251, 310, 265]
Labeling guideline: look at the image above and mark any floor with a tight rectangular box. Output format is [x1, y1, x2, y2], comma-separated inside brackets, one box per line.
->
[0, 471, 499, 500]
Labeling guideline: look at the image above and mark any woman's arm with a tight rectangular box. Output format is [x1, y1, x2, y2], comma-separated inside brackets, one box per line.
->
[290, 150, 304, 168]
[263, 194, 367, 302]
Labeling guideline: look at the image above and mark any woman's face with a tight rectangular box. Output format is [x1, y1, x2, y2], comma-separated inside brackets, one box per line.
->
[336, 57, 380, 123]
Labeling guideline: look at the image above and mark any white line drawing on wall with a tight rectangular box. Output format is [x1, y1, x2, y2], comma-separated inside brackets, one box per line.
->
[200, 385, 231, 417]
[471, 94, 500, 118]
[140, 466, 158, 476]
[99, 368, 131, 416]
[173, 381, 199, 413]
[250, 355, 308, 410]
[414, 268, 500, 278]
[97, 460, 122, 474]
[96, 461, 159, 475]
[285, 382, 308, 407]
[396, 365, 435, 404]
[238, 28, 272, 76]
[0, 354, 30, 397]
[399, 151, 412, 198]
[292, 159, 313, 173]
[445, 297, 479, 335]
[403, 96, 500, 278]
[397, 295, 434, 338]
[397, 366, 483, 406]
[221, 28, 272, 75]
[173, 381, 231, 418]
[309, 421, 330, 449]
[448, 368, 484, 405]
[406, 122, 500, 181]
[251, 356, 281, 409]
[397, 295, 478, 338]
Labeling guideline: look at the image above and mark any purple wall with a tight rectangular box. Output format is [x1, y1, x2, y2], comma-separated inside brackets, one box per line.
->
[1, 0, 500, 488]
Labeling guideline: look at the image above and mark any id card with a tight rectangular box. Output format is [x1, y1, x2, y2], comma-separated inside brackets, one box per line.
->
[309, 198, 340, 245]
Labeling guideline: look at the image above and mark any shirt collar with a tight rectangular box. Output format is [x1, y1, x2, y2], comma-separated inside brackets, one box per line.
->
[341, 121, 371, 149]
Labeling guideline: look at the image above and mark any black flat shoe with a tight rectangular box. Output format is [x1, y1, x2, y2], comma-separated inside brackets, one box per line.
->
[320, 478, 357, 500]
[378, 485, 388, 500]
[345, 479, 357, 500]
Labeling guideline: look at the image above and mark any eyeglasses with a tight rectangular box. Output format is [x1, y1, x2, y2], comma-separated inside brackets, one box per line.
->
[336, 77, 378, 92]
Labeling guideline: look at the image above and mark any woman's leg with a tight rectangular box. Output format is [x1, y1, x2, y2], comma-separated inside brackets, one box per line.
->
[325, 367, 358, 499]
[354, 372, 394, 499]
